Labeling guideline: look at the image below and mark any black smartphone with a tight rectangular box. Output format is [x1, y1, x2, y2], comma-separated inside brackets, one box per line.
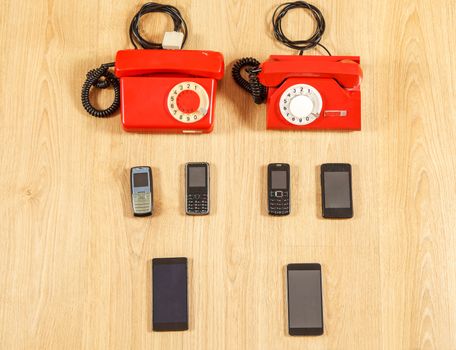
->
[152, 257, 188, 331]
[287, 263, 324, 336]
[267, 163, 290, 216]
[130, 166, 153, 217]
[185, 162, 210, 215]
[321, 163, 353, 219]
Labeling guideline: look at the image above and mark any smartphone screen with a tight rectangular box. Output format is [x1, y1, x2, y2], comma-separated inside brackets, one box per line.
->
[287, 264, 323, 336]
[321, 163, 353, 218]
[152, 258, 188, 331]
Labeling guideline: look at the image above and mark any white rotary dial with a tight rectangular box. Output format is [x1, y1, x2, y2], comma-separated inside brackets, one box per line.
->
[279, 84, 323, 126]
[167, 81, 209, 123]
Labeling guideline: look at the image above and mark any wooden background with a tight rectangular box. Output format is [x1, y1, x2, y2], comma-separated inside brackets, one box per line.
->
[1, 0, 455, 349]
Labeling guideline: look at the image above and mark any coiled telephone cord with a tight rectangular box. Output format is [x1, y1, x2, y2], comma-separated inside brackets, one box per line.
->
[231, 58, 267, 104]
[81, 63, 120, 118]
[81, 2, 187, 117]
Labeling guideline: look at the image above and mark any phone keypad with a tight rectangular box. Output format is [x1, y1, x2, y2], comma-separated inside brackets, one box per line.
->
[132, 192, 152, 216]
[269, 191, 290, 216]
[186, 194, 209, 215]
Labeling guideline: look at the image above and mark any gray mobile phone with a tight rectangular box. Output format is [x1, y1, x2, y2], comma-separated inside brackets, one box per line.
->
[130, 166, 153, 217]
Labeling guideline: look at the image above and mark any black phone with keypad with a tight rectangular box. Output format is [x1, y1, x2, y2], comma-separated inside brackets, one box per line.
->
[185, 162, 209, 215]
[268, 163, 290, 216]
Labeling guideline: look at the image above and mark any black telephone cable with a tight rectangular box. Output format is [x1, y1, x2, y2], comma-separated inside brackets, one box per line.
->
[232, 1, 331, 103]
[81, 63, 120, 118]
[231, 58, 267, 104]
[129, 2, 187, 50]
[81, 2, 188, 117]
[272, 1, 331, 56]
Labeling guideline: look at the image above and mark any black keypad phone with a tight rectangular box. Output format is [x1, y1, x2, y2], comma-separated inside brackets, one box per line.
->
[185, 163, 209, 215]
[268, 163, 290, 216]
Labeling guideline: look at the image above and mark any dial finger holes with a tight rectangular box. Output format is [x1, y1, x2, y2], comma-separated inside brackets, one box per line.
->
[167, 82, 209, 123]
[279, 84, 322, 126]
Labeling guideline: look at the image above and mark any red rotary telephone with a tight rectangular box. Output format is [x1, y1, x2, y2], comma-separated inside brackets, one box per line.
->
[259, 55, 362, 130]
[115, 49, 223, 133]
[232, 1, 363, 131]
[81, 3, 224, 134]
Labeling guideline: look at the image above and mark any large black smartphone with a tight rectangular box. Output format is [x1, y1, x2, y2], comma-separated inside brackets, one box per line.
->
[287, 263, 324, 336]
[321, 163, 353, 219]
[152, 257, 188, 331]
[185, 162, 210, 215]
[267, 163, 290, 216]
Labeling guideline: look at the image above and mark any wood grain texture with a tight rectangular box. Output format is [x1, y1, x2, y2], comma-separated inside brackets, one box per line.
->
[1, 0, 455, 349]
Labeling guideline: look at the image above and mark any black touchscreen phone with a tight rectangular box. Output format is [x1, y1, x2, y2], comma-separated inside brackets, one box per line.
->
[321, 163, 353, 218]
[152, 257, 188, 331]
[287, 263, 324, 336]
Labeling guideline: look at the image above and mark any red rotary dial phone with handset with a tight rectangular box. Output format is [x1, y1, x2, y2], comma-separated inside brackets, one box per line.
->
[81, 3, 224, 133]
[116, 49, 223, 133]
[232, 2, 363, 131]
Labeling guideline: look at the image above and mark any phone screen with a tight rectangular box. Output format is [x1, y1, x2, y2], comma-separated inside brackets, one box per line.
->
[188, 166, 207, 187]
[271, 170, 287, 190]
[287, 264, 323, 336]
[324, 172, 350, 208]
[153, 258, 188, 331]
[133, 173, 149, 187]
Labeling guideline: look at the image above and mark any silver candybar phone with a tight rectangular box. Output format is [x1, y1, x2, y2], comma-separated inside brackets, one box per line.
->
[130, 166, 153, 217]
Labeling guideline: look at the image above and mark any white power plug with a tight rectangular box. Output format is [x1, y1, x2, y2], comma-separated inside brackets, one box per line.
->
[162, 31, 185, 50]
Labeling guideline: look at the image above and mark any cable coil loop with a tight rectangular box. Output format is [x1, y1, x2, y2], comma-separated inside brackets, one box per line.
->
[129, 2, 187, 49]
[232, 2, 332, 103]
[272, 1, 331, 56]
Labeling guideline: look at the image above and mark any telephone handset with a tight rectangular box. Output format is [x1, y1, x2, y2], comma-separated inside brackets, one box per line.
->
[81, 3, 225, 134]
[232, 1, 363, 131]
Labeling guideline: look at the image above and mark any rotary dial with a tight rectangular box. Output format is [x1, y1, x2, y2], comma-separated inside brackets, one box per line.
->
[167, 81, 209, 123]
[279, 84, 323, 126]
